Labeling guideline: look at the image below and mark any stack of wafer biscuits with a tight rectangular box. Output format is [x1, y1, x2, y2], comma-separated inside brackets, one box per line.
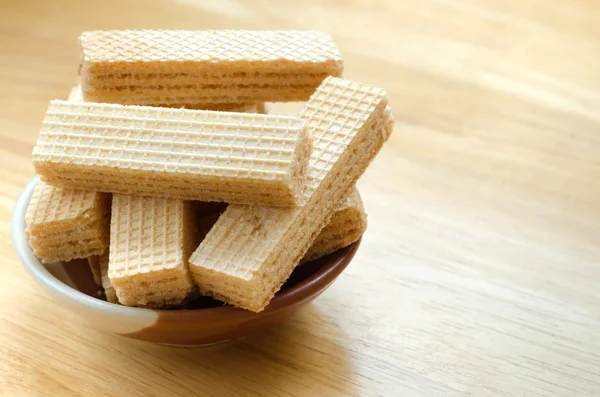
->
[27, 29, 393, 312]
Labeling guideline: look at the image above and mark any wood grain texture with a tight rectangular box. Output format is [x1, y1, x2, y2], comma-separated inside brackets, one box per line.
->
[2, 0, 600, 395]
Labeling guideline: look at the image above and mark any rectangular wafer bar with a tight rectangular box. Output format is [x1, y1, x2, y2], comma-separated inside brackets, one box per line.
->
[25, 180, 106, 236]
[182, 102, 267, 113]
[25, 180, 110, 263]
[79, 30, 343, 105]
[28, 217, 109, 263]
[30, 238, 107, 264]
[29, 219, 106, 246]
[100, 253, 117, 304]
[89, 253, 117, 303]
[33, 100, 310, 206]
[303, 188, 367, 262]
[191, 189, 367, 263]
[88, 255, 102, 286]
[108, 195, 195, 307]
[189, 77, 393, 312]
[69, 83, 266, 113]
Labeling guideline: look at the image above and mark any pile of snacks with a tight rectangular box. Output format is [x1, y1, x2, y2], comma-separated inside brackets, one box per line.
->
[26, 30, 393, 312]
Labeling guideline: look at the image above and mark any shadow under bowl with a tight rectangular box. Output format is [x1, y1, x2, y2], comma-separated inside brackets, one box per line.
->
[12, 176, 360, 346]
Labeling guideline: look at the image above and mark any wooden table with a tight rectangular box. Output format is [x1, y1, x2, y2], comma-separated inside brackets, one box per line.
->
[2, 0, 600, 395]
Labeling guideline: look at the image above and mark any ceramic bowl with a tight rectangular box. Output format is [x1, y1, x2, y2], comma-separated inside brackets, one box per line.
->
[11, 176, 359, 346]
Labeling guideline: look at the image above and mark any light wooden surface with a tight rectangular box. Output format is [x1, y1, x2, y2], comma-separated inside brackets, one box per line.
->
[2, 0, 600, 395]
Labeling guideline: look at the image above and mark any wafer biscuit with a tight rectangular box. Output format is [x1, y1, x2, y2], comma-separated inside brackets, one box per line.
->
[25, 180, 110, 263]
[79, 30, 343, 105]
[33, 100, 310, 206]
[87, 254, 118, 303]
[88, 255, 102, 287]
[181, 103, 266, 113]
[29, 218, 106, 246]
[31, 239, 107, 264]
[189, 77, 392, 312]
[191, 190, 365, 262]
[30, 238, 107, 263]
[25, 180, 105, 236]
[192, 189, 367, 263]
[109, 195, 195, 307]
[100, 253, 117, 303]
[304, 188, 367, 262]
[69, 84, 266, 113]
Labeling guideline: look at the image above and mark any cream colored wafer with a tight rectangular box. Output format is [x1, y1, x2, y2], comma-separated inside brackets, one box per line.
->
[31, 238, 107, 264]
[33, 100, 310, 206]
[191, 189, 367, 263]
[189, 77, 392, 312]
[69, 83, 266, 113]
[79, 30, 343, 105]
[118, 291, 195, 309]
[25, 180, 110, 263]
[116, 278, 193, 295]
[108, 195, 195, 307]
[99, 253, 117, 303]
[30, 238, 107, 264]
[29, 218, 106, 246]
[88, 254, 118, 303]
[25, 92, 110, 264]
[179, 103, 266, 113]
[29, 236, 104, 255]
[303, 188, 367, 262]
[25, 180, 107, 236]
[190, 189, 365, 263]
[84, 86, 316, 106]
[87, 255, 102, 287]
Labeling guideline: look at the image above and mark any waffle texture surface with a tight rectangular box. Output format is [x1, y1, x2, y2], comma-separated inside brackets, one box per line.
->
[189, 77, 392, 312]
[25, 180, 109, 263]
[304, 188, 367, 261]
[79, 30, 343, 104]
[33, 100, 310, 206]
[108, 195, 195, 307]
